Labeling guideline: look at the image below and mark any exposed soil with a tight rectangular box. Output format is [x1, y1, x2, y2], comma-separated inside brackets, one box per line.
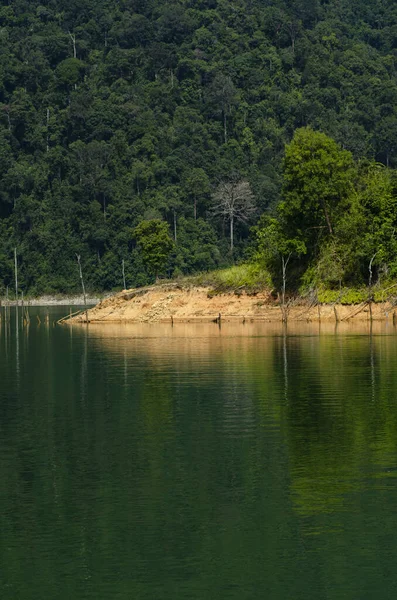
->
[65, 283, 397, 324]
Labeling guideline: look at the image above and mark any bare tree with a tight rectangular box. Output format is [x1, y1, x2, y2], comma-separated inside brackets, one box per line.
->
[211, 179, 256, 252]
[76, 254, 88, 323]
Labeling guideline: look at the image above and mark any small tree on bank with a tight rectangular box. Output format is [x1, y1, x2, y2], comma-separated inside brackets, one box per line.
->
[134, 219, 174, 280]
[211, 179, 256, 252]
[257, 217, 306, 322]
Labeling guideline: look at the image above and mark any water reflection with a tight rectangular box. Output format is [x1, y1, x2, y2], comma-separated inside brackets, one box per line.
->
[1, 313, 397, 598]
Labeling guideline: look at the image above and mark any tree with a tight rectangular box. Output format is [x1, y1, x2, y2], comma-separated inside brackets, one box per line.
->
[208, 74, 238, 144]
[256, 216, 306, 321]
[182, 168, 210, 221]
[211, 179, 256, 252]
[280, 128, 355, 255]
[134, 219, 174, 280]
[356, 163, 397, 281]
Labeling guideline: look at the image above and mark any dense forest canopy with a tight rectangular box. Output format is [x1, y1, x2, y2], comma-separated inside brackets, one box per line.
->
[1, 0, 397, 294]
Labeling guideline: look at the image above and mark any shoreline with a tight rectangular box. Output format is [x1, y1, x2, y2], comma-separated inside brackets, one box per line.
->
[64, 284, 396, 324]
[1, 295, 102, 307]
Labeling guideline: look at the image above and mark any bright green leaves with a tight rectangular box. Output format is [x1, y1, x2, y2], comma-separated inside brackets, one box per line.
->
[257, 216, 306, 261]
[355, 164, 397, 278]
[281, 127, 356, 242]
[258, 129, 397, 291]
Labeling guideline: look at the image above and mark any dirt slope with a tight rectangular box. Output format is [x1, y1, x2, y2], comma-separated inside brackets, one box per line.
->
[65, 283, 396, 324]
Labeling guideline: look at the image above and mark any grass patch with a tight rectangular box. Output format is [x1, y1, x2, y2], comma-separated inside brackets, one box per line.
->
[186, 263, 272, 293]
[317, 287, 367, 305]
[317, 282, 397, 305]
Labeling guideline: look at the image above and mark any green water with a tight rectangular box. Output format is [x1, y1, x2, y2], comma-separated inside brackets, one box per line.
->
[1, 308, 397, 599]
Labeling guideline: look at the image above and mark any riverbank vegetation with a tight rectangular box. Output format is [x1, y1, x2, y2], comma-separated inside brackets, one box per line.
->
[2, 1, 397, 297]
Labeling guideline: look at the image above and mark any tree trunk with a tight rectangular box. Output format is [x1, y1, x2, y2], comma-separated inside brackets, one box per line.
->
[46, 108, 50, 153]
[368, 252, 377, 322]
[282, 256, 286, 322]
[194, 197, 197, 221]
[76, 254, 88, 323]
[122, 259, 126, 290]
[14, 248, 18, 306]
[223, 112, 227, 144]
[230, 216, 234, 252]
[69, 32, 77, 59]
[173, 210, 177, 242]
[281, 253, 291, 323]
[321, 200, 333, 235]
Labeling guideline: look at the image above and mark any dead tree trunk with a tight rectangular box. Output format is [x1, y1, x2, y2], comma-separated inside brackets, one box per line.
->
[368, 252, 377, 322]
[76, 254, 88, 323]
[68, 32, 77, 58]
[281, 253, 291, 323]
[14, 248, 18, 306]
[122, 259, 126, 290]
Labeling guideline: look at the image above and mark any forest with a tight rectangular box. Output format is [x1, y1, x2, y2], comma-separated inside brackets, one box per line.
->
[1, 0, 397, 295]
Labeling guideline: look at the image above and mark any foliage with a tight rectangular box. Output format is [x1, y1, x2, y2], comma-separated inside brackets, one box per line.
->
[316, 287, 368, 305]
[280, 128, 356, 257]
[256, 129, 397, 299]
[173, 217, 222, 275]
[134, 220, 174, 279]
[2, 2, 397, 293]
[189, 263, 272, 293]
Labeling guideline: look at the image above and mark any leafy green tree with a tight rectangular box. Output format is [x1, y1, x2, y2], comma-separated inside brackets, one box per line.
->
[134, 219, 174, 280]
[207, 74, 238, 144]
[55, 58, 85, 88]
[355, 163, 397, 281]
[182, 168, 210, 221]
[256, 216, 306, 319]
[173, 217, 220, 274]
[280, 128, 356, 255]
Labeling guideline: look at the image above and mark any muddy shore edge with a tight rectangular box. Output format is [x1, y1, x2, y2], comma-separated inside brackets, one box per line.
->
[63, 283, 396, 324]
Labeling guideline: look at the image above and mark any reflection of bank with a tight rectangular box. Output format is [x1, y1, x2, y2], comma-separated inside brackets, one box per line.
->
[71, 321, 397, 524]
[68, 319, 395, 345]
[284, 332, 397, 523]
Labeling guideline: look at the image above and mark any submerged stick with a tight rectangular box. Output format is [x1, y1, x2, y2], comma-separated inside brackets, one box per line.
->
[333, 305, 339, 322]
[14, 248, 18, 306]
[57, 309, 84, 324]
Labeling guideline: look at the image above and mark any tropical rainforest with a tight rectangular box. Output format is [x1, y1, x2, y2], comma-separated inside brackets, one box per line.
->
[1, 0, 397, 295]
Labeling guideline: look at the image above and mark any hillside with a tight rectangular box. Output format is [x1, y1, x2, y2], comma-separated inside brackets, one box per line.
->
[2, 1, 397, 295]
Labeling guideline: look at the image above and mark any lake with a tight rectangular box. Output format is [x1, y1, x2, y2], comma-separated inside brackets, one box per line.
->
[1, 307, 397, 599]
